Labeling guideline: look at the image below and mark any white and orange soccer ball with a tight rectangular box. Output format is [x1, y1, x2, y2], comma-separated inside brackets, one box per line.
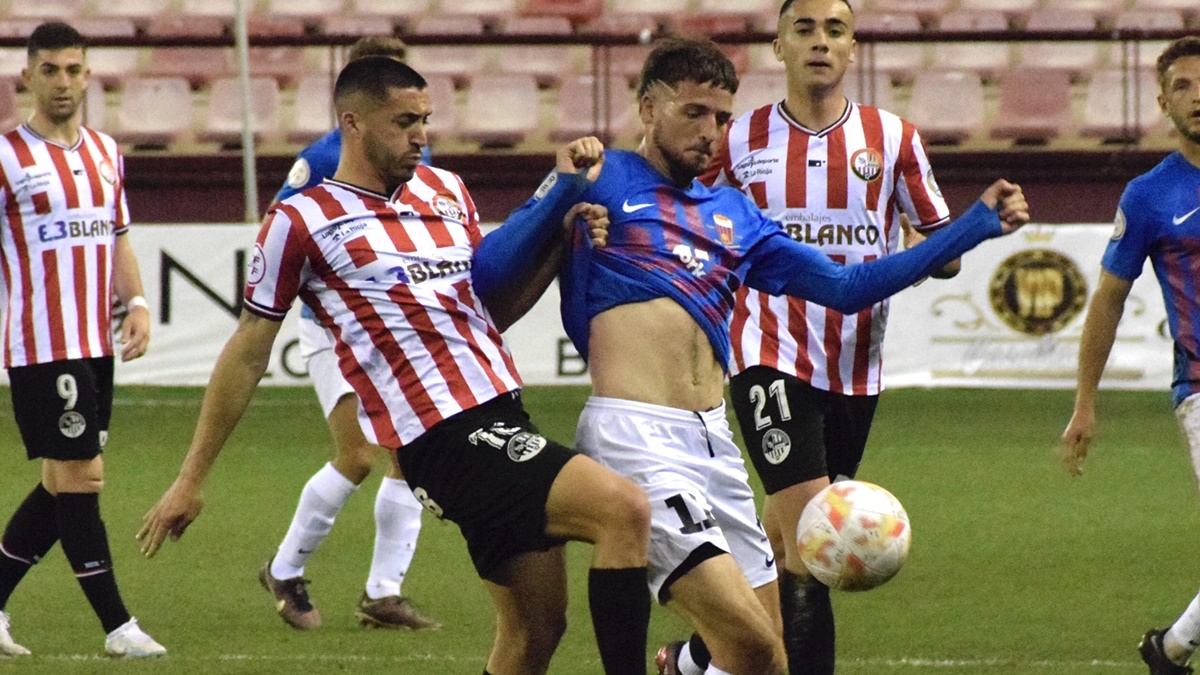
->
[796, 480, 911, 592]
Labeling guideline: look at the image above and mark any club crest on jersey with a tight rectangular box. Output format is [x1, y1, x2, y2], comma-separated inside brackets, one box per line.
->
[98, 158, 117, 185]
[714, 214, 734, 245]
[851, 148, 883, 182]
[59, 411, 86, 439]
[433, 194, 464, 221]
[762, 429, 791, 465]
[925, 168, 942, 197]
[506, 432, 547, 463]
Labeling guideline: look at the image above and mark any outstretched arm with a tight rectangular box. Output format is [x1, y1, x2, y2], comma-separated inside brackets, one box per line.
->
[749, 180, 1028, 314]
[137, 311, 282, 557]
[1060, 270, 1132, 476]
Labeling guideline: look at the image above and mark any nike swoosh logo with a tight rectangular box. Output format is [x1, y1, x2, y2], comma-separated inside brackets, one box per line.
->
[765, 555, 775, 568]
[1174, 206, 1200, 225]
[622, 199, 654, 214]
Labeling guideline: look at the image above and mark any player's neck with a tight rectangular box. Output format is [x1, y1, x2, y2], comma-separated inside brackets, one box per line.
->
[332, 158, 392, 198]
[1179, 137, 1200, 169]
[25, 111, 81, 147]
[782, 85, 848, 132]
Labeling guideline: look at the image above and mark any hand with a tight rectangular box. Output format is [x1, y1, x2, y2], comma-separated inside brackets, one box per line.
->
[979, 179, 1029, 234]
[900, 213, 927, 249]
[119, 305, 151, 362]
[565, 202, 608, 248]
[556, 136, 605, 182]
[136, 478, 204, 558]
[1059, 409, 1095, 477]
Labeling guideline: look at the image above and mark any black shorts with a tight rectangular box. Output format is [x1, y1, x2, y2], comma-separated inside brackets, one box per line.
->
[395, 391, 576, 584]
[9, 357, 114, 461]
[730, 366, 879, 495]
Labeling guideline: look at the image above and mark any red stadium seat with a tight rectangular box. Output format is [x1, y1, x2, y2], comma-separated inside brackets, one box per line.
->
[85, 48, 141, 89]
[198, 77, 282, 146]
[550, 74, 636, 144]
[177, 0, 238, 17]
[609, 0, 690, 19]
[844, 70, 898, 112]
[459, 74, 540, 147]
[436, 0, 518, 24]
[113, 77, 193, 147]
[1041, 0, 1126, 20]
[854, 12, 924, 34]
[143, 15, 227, 38]
[499, 16, 573, 35]
[143, 48, 232, 88]
[10, 0, 84, 19]
[870, 0, 953, 21]
[590, 45, 654, 87]
[247, 47, 318, 88]
[352, 0, 432, 30]
[407, 47, 487, 87]
[990, 69, 1074, 144]
[287, 74, 334, 145]
[732, 71, 785, 119]
[423, 74, 458, 144]
[1130, 0, 1198, 10]
[86, 0, 172, 20]
[1114, 9, 1186, 31]
[0, 79, 19, 135]
[322, 15, 397, 37]
[521, 0, 603, 25]
[495, 45, 586, 87]
[858, 43, 927, 83]
[83, 78, 106, 131]
[958, 0, 1037, 14]
[72, 18, 138, 38]
[262, 0, 344, 19]
[930, 11, 1012, 81]
[1081, 68, 1164, 142]
[906, 69, 986, 144]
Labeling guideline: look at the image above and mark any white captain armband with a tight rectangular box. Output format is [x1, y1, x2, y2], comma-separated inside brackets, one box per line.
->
[125, 296, 149, 312]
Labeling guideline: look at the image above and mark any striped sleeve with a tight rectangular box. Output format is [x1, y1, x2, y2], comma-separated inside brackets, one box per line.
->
[894, 122, 949, 230]
[243, 206, 309, 320]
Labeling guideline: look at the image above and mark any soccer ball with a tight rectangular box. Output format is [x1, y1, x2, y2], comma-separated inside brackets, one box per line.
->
[796, 480, 911, 591]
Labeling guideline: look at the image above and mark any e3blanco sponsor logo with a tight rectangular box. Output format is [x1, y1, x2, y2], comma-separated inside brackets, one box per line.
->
[59, 411, 86, 439]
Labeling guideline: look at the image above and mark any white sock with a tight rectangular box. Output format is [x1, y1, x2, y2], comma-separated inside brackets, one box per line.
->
[1166, 589, 1200, 663]
[271, 463, 358, 580]
[365, 477, 423, 600]
[678, 642, 706, 675]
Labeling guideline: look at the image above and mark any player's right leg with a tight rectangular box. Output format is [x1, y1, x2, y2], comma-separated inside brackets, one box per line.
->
[482, 547, 569, 675]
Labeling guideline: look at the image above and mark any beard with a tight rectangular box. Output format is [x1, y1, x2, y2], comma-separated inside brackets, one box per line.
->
[650, 125, 711, 185]
[1172, 114, 1200, 146]
[363, 138, 417, 194]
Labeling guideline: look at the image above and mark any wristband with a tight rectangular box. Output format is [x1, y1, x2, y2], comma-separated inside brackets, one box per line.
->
[126, 296, 149, 311]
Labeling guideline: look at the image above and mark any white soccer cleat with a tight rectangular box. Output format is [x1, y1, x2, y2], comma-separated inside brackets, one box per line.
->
[104, 617, 166, 658]
[0, 611, 31, 656]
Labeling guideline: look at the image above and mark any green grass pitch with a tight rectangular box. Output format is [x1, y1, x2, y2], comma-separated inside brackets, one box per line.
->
[0, 385, 1196, 673]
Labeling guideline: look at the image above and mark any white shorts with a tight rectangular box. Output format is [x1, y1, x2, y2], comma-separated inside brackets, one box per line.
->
[298, 318, 377, 445]
[576, 396, 777, 602]
[1175, 393, 1200, 488]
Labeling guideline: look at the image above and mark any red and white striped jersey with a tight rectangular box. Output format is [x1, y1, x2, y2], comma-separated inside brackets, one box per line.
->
[0, 125, 129, 368]
[244, 166, 521, 449]
[704, 101, 949, 395]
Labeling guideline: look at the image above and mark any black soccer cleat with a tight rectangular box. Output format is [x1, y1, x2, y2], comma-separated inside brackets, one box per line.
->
[1140, 628, 1194, 675]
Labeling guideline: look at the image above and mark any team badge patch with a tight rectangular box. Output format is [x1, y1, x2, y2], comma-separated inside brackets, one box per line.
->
[507, 432, 547, 463]
[925, 167, 942, 198]
[247, 243, 267, 286]
[286, 158, 311, 189]
[434, 194, 464, 221]
[59, 411, 86, 439]
[851, 148, 883, 182]
[762, 429, 792, 465]
[1111, 208, 1126, 241]
[533, 171, 557, 200]
[714, 214, 734, 245]
[98, 159, 117, 185]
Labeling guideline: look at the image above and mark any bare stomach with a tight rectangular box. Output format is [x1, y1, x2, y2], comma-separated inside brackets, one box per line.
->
[587, 298, 727, 412]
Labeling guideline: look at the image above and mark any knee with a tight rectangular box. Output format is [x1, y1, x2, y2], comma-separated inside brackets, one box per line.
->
[333, 442, 376, 484]
[603, 480, 651, 543]
[724, 627, 786, 674]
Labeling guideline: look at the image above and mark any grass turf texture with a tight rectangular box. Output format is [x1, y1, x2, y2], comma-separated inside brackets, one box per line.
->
[0, 385, 1195, 673]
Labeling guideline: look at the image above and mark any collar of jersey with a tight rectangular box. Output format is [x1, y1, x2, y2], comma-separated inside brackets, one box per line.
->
[322, 177, 394, 202]
[21, 123, 83, 152]
[776, 99, 853, 138]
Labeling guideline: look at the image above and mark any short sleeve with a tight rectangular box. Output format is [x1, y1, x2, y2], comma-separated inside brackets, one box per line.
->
[1100, 187, 1151, 281]
[895, 123, 950, 231]
[243, 205, 309, 320]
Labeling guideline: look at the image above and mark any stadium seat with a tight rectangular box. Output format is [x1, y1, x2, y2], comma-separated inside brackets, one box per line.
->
[143, 48, 232, 88]
[459, 74, 540, 147]
[177, 0, 240, 17]
[1130, 0, 1198, 10]
[521, 0, 604, 25]
[10, 0, 84, 19]
[854, 12, 924, 34]
[672, 14, 754, 37]
[1081, 68, 1164, 142]
[990, 69, 1074, 144]
[322, 15, 396, 37]
[0, 19, 41, 39]
[1019, 42, 1109, 81]
[844, 70, 898, 112]
[749, 44, 785, 73]
[72, 18, 138, 37]
[499, 16, 573, 35]
[437, 0, 518, 24]
[609, 0, 690, 19]
[86, 0, 172, 19]
[858, 43, 926, 83]
[0, 79, 19, 134]
[246, 16, 308, 38]
[85, 48, 141, 89]
[1129, 40, 1171, 70]
[261, 0, 343, 19]
[352, 0, 432, 30]
[870, 0, 953, 20]
[550, 74, 636, 144]
[247, 47, 317, 88]
[905, 69, 986, 144]
[495, 45, 585, 87]
[958, 0, 1037, 14]
[424, 74, 458, 143]
[407, 47, 487, 87]
[287, 74, 335, 145]
[731, 71, 785, 119]
[143, 15, 227, 38]
[1024, 8, 1101, 32]
[113, 77, 193, 147]
[930, 11, 1012, 80]
[1041, 0, 1127, 19]
[694, 0, 776, 22]
[1114, 9, 1186, 31]
[590, 45, 654, 87]
[83, 78, 106, 131]
[198, 77, 282, 146]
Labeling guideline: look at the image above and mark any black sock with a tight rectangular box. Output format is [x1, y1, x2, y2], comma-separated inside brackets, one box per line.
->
[56, 492, 131, 634]
[0, 483, 59, 609]
[780, 569, 835, 675]
[588, 567, 650, 675]
[686, 632, 712, 668]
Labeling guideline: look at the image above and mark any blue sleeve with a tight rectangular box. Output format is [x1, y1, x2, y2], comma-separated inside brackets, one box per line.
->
[1100, 187, 1150, 282]
[745, 200, 1002, 314]
[472, 172, 592, 297]
[274, 143, 339, 204]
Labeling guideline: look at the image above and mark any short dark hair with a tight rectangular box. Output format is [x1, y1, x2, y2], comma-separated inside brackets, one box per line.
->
[333, 56, 427, 110]
[27, 22, 86, 58]
[347, 36, 408, 63]
[779, 0, 854, 17]
[1157, 36, 1200, 91]
[636, 37, 739, 99]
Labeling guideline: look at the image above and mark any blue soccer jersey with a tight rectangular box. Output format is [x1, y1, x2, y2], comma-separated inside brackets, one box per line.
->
[557, 150, 1001, 368]
[1101, 152, 1200, 407]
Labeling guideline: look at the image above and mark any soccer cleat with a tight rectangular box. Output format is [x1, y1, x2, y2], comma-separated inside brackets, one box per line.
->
[655, 640, 685, 675]
[0, 611, 31, 657]
[354, 593, 441, 630]
[1140, 628, 1195, 675]
[258, 559, 321, 630]
[104, 617, 166, 658]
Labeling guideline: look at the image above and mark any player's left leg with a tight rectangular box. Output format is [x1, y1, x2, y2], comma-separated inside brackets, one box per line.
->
[482, 547, 569, 675]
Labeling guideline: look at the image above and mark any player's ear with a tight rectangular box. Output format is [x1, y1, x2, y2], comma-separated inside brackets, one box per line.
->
[638, 92, 655, 126]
